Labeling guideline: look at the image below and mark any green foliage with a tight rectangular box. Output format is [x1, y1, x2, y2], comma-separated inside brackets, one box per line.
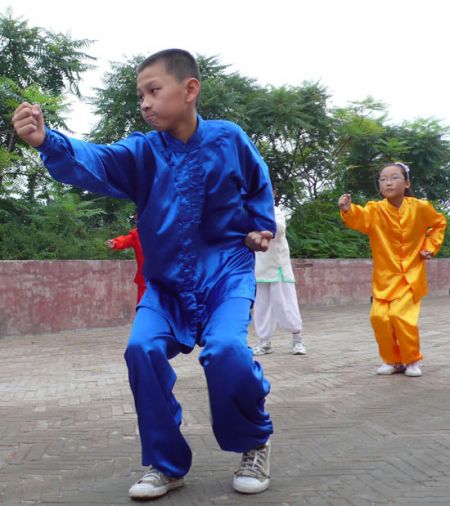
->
[0, 32, 448, 259]
[0, 77, 69, 200]
[198, 55, 261, 132]
[333, 102, 450, 211]
[0, 11, 94, 198]
[88, 55, 147, 143]
[438, 229, 450, 257]
[0, 192, 135, 259]
[88, 53, 262, 143]
[250, 83, 335, 207]
[432, 202, 450, 258]
[332, 99, 392, 196]
[286, 191, 372, 258]
[0, 11, 94, 96]
[389, 119, 450, 205]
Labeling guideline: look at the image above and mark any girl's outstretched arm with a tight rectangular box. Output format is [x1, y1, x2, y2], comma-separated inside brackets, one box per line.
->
[339, 194, 373, 235]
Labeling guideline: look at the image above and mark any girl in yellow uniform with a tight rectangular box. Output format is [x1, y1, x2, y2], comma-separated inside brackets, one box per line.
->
[339, 162, 447, 377]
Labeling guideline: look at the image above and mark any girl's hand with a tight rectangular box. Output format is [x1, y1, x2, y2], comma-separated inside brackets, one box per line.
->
[245, 231, 273, 252]
[338, 193, 352, 212]
[420, 250, 433, 260]
[12, 102, 46, 148]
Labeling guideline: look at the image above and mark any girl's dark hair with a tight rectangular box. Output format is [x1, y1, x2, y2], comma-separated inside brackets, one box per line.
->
[378, 162, 413, 197]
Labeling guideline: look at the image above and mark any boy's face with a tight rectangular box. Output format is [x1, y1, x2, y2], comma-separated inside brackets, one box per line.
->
[379, 165, 410, 200]
[136, 62, 193, 132]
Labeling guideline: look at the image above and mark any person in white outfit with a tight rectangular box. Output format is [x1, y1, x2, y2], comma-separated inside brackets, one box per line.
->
[253, 205, 306, 356]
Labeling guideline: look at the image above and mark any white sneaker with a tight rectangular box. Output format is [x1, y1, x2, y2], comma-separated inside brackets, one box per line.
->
[233, 440, 271, 494]
[376, 363, 405, 375]
[405, 362, 422, 377]
[292, 342, 307, 355]
[128, 466, 185, 499]
[254, 343, 273, 356]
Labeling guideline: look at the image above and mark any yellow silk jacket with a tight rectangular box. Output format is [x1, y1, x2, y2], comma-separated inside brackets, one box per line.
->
[341, 197, 447, 302]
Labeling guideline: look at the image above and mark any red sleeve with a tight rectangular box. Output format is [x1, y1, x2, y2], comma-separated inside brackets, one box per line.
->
[112, 229, 136, 250]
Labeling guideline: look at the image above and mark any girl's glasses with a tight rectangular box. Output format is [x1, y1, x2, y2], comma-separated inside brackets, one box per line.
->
[378, 176, 404, 184]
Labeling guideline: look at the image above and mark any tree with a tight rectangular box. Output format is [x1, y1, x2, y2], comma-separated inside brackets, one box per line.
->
[197, 54, 261, 132]
[3, 45, 448, 260]
[333, 100, 450, 210]
[249, 83, 335, 207]
[0, 191, 128, 260]
[0, 77, 69, 199]
[390, 119, 450, 208]
[0, 11, 95, 197]
[88, 55, 147, 143]
[0, 12, 94, 96]
[88, 53, 262, 143]
[332, 98, 394, 198]
[287, 190, 372, 259]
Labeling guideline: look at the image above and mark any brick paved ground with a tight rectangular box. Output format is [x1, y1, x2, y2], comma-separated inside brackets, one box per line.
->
[1, 296, 450, 506]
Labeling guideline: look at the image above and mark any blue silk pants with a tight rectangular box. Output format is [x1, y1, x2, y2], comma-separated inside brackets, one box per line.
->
[124, 297, 273, 477]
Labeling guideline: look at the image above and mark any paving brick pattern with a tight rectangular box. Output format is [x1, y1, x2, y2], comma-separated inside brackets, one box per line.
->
[1, 297, 450, 505]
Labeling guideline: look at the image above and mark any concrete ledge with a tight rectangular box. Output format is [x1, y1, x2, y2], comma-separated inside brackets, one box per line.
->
[0, 260, 136, 337]
[1, 258, 449, 336]
[292, 258, 450, 306]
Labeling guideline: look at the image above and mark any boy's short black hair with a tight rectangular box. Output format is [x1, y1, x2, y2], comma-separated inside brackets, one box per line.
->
[136, 49, 200, 83]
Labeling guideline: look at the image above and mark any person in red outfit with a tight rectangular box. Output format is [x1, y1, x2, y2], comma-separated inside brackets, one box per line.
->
[106, 224, 146, 304]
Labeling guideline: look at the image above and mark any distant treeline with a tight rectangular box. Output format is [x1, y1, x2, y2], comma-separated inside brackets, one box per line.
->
[1, 13, 449, 259]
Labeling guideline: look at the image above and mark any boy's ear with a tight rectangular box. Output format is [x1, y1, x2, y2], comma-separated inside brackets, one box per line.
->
[185, 78, 200, 104]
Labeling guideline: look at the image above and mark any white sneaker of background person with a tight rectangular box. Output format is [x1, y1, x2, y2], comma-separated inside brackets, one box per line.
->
[253, 342, 274, 355]
[292, 332, 306, 355]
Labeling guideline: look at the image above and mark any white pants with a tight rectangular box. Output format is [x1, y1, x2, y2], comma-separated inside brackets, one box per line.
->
[253, 281, 303, 345]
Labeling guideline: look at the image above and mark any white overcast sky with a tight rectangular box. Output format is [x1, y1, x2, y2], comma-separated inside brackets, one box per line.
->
[2, 0, 449, 138]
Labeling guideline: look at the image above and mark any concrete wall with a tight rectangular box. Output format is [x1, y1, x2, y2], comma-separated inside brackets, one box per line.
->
[0, 260, 136, 337]
[292, 258, 450, 306]
[1, 259, 449, 337]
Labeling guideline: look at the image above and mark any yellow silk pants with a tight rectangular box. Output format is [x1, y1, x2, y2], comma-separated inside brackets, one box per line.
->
[370, 289, 422, 365]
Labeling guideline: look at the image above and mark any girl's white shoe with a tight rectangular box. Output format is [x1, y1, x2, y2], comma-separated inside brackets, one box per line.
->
[376, 363, 405, 375]
[405, 362, 422, 377]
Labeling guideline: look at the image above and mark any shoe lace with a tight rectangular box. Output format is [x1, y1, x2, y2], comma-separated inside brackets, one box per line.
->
[139, 466, 165, 484]
[236, 445, 269, 479]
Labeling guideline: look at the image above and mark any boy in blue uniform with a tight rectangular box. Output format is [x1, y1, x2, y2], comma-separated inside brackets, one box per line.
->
[13, 49, 275, 500]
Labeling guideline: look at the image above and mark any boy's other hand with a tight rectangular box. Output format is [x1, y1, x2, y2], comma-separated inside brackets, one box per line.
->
[245, 231, 273, 252]
[12, 102, 46, 148]
[106, 239, 115, 249]
[338, 193, 352, 212]
[419, 250, 433, 260]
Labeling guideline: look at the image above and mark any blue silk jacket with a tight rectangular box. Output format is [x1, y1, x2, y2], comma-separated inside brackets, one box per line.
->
[38, 116, 276, 346]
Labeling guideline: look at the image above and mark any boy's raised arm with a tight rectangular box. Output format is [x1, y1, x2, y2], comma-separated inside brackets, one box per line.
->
[12, 102, 150, 201]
